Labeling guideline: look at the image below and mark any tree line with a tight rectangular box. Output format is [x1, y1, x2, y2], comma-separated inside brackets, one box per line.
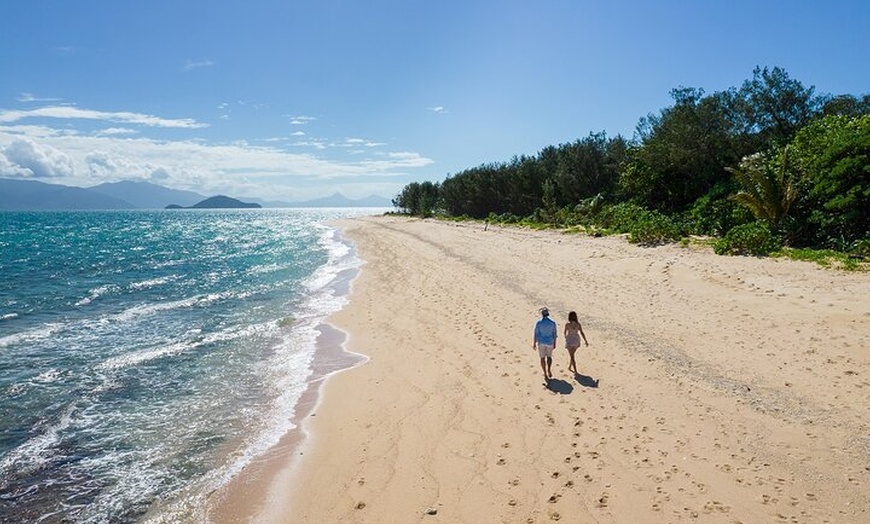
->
[394, 67, 869, 257]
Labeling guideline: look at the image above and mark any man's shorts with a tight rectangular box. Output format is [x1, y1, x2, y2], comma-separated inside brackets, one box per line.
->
[536, 343, 555, 359]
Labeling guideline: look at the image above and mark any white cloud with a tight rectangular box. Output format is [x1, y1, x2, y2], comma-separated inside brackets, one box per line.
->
[149, 167, 171, 181]
[17, 93, 63, 103]
[292, 140, 327, 150]
[289, 115, 316, 125]
[97, 127, 138, 136]
[0, 151, 28, 177]
[0, 96, 433, 199]
[181, 59, 216, 72]
[427, 106, 447, 114]
[85, 151, 121, 174]
[0, 106, 207, 129]
[1, 137, 75, 178]
[360, 151, 434, 171]
[344, 138, 385, 147]
[0, 126, 433, 199]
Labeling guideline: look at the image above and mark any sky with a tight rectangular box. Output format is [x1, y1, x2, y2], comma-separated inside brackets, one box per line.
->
[1, 0, 868, 202]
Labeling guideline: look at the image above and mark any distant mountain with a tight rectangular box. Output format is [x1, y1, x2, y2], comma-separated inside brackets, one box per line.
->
[0, 178, 393, 210]
[0, 178, 133, 210]
[90, 180, 205, 209]
[166, 195, 262, 209]
[279, 192, 393, 208]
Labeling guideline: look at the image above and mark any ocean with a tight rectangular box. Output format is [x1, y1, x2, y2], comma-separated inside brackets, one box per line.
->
[0, 208, 382, 523]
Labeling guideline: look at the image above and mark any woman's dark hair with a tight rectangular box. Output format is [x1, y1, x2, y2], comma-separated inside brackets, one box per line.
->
[568, 311, 578, 323]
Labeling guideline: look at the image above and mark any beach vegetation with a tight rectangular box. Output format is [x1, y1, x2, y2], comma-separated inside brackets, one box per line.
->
[726, 146, 800, 239]
[394, 66, 868, 269]
[774, 247, 867, 271]
[687, 181, 754, 236]
[627, 212, 684, 246]
[393, 181, 442, 217]
[714, 221, 783, 256]
[788, 114, 870, 250]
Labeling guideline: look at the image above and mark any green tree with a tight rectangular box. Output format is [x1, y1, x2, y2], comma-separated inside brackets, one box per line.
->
[620, 87, 742, 212]
[553, 132, 624, 206]
[731, 66, 822, 146]
[541, 179, 558, 225]
[726, 147, 799, 235]
[821, 94, 870, 117]
[393, 180, 441, 216]
[790, 114, 870, 248]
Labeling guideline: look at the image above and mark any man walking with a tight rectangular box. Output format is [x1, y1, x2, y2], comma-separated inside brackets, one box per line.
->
[533, 307, 557, 382]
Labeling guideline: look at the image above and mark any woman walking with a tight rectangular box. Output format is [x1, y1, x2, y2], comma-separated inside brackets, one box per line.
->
[564, 311, 588, 374]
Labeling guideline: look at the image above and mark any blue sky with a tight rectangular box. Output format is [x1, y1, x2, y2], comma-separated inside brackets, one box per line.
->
[1, 1, 868, 202]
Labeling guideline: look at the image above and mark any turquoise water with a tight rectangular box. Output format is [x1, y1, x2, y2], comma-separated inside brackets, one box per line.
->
[0, 209, 379, 523]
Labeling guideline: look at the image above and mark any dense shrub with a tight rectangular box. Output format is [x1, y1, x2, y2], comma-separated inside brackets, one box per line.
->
[714, 221, 783, 256]
[597, 202, 650, 233]
[628, 212, 683, 245]
[852, 239, 870, 257]
[688, 183, 754, 236]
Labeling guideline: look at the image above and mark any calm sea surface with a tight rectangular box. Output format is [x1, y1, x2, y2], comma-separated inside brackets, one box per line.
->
[0, 209, 381, 523]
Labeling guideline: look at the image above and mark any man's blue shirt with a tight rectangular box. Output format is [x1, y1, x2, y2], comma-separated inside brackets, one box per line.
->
[534, 317, 557, 345]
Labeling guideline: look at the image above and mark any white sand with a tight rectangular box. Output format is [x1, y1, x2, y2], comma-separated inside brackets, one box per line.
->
[226, 215, 870, 523]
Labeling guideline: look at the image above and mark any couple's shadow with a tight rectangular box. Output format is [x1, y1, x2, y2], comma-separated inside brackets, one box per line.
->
[545, 373, 599, 394]
[574, 373, 599, 388]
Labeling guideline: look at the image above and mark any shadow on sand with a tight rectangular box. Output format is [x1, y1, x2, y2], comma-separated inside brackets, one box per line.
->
[574, 373, 599, 388]
[545, 378, 574, 394]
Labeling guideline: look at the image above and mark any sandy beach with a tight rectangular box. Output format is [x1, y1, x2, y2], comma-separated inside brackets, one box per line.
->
[229, 215, 869, 523]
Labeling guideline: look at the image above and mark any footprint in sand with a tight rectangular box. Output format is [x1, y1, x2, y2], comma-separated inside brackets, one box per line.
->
[703, 500, 730, 513]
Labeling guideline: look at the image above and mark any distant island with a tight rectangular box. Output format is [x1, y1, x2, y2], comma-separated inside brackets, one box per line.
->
[166, 195, 262, 209]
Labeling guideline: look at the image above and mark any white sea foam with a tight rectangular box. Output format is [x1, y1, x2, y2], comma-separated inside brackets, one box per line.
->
[0, 322, 65, 348]
[112, 292, 233, 324]
[303, 228, 358, 294]
[97, 339, 200, 371]
[129, 275, 178, 291]
[32, 368, 63, 384]
[199, 321, 279, 345]
[245, 262, 292, 276]
[0, 404, 76, 478]
[0, 312, 19, 321]
[76, 284, 120, 306]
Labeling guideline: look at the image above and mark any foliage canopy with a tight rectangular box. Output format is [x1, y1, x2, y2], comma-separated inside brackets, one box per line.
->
[392, 66, 869, 259]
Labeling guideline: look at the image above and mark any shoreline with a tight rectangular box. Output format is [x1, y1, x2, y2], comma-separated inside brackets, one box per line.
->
[206, 322, 367, 523]
[205, 257, 367, 523]
[232, 216, 869, 523]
